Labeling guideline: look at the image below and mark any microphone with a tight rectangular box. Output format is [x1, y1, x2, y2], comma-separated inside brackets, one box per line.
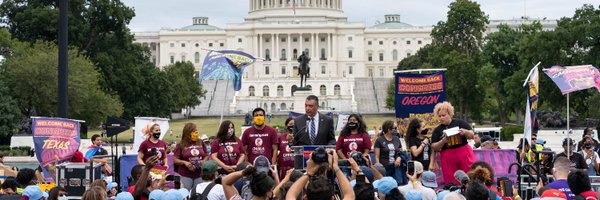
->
[454, 170, 470, 186]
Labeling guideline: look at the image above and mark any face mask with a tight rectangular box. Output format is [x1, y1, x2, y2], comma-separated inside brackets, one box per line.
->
[206, 146, 211, 153]
[347, 122, 358, 129]
[570, 146, 576, 152]
[287, 126, 294, 132]
[254, 116, 265, 126]
[152, 132, 161, 139]
[227, 130, 234, 138]
[191, 132, 199, 142]
[585, 143, 593, 149]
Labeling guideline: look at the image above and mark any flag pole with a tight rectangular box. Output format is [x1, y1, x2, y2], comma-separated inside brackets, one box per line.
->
[567, 92, 570, 160]
[220, 79, 230, 125]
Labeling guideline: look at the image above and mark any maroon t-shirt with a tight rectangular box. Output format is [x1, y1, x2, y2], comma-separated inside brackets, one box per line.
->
[277, 134, 294, 170]
[174, 142, 207, 178]
[138, 139, 167, 166]
[242, 126, 279, 163]
[211, 137, 245, 166]
[335, 133, 372, 158]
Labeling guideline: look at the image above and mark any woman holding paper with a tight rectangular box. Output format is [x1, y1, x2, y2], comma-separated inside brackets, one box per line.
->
[430, 101, 475, 185]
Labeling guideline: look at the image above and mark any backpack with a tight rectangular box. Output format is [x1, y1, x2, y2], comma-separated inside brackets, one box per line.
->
[190, 182, 216, 200]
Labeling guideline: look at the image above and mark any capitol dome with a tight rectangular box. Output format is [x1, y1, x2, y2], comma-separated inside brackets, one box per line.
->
[181, 17, 221, 30]
[246, 0, 347, 22]
[370, 15, 413, 29]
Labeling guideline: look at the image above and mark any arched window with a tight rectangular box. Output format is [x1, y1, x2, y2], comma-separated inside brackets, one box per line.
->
[271, 103, 276, 113]
[249, 86, 255, 96]
[277, 85, 284, 96]
[263, 85, 270, 97]
[281, 49, 287, 61]
[334, 84, 340, 95]
[265, 49, 271, 61]
[320, 85, 326, 96]
[392, 49, 398, 61]
[280, 103, 287, 110]
[293, 49, 298, 59]
[291, 85, 298, 96]
[194, 52, 200, 63]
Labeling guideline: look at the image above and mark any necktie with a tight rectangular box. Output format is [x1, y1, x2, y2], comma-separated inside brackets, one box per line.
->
[310, 117, 316, 144]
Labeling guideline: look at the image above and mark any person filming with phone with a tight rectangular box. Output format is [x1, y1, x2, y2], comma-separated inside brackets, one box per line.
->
[397, 161, 436, 200]
[430, 102, 476, 185]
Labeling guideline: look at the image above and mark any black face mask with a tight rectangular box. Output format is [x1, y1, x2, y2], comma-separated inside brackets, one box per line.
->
[287, 126, 294, 132]
[348, 122, 358, 129]
[585, 143, 593, 149]
[152, 133, 160, 139]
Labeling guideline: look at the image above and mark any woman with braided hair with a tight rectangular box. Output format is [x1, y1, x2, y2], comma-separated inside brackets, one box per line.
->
[222, 165, 280, 200]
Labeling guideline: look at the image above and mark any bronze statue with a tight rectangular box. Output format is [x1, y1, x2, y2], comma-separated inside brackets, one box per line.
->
[297, 52, 310, 88]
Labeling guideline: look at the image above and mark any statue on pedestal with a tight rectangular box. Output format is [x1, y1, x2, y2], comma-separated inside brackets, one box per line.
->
[297, 51, 310, 88]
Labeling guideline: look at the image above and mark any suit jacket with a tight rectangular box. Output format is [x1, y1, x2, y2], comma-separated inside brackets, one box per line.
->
[292, 113, 335, 146]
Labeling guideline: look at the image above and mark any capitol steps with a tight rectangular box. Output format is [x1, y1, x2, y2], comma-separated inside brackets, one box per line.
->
[189, 79, 234, 116]
[354, 78, 394, 114]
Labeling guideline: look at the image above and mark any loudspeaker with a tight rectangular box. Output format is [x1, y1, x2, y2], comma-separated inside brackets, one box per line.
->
[104, 116, 130, 137]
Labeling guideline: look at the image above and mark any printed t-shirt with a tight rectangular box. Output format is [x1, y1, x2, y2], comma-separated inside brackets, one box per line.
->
[431, 119, 472, 150]
[211, 137, 245, 166]
[242, 126, 278, 163]
[277, 134, 294, 169]
[335, 133, 372, 158]
[174, 141, 207, 178]
[374, 135, 402, 167]
[546, 179, 574, 200]
[138, 139, 167, 166]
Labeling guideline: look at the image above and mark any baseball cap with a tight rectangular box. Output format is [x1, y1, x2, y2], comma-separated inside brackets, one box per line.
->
[359, 166, 375, 183]
[405, 190, 423, 200]
[373, 163, 386, 175]
[373, 177, 398, 195]
[161, 189, 184, 200]
[562, 138, 575, 146]
[22, 185, 48, 200]
[422, 171, 438, 188]
[253, 155, 271, 174]
[148, 189, 165, 200]
[176, 188, 190, 199]
[115, 192, 134, 200]
[107, 182, 118, 191]
[414, 161, 424, 174]
[480, 135, 492, 144]
[437, 190, 450, 200]
[540, 189, 567, 200]
[202, 160, 219, 174]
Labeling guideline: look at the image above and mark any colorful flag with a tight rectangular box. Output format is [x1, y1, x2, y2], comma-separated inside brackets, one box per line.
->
[543, 65, 600, 94]
[132, 117, 170, 153]
[199, 50, 257, 91]
[523, 64, 539, 147]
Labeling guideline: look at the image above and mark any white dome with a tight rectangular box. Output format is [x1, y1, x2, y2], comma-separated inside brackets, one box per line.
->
[246, 0, 347, 22]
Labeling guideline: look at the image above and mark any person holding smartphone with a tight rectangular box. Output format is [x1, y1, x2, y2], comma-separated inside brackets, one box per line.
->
[406, 118, 432, 171]
[374, 120, 405, 185]
[137, 123, 168, 168]
[430, 102, 475, 185]
[397, 161, 436, 200]
[174, 123, 208, 191]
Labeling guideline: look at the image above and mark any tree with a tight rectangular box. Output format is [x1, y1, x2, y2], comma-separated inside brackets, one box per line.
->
[164, 62, 206, 114]
[429, 0, 489, 120]
[0, 80, 21, 142]
[0, 0, 174, 120]
[1, 40, 123, 127]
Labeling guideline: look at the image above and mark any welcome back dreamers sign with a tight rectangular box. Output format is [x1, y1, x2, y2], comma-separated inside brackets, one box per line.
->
[394, 71, 447, 134]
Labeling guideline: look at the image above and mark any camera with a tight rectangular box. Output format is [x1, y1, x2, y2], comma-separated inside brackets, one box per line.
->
[311, 147, 329, 163]
[349, 151, 367, 166]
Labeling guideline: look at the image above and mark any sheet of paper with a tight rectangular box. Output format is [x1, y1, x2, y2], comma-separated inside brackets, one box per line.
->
[443, 127, 460, 137]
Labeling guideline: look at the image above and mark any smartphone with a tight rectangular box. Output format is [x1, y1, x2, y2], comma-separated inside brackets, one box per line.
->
[407, 161, 415, 176]
[150, 147, 158, 156]
[356, 174, 366, 183]
[165, 174, 174, 181]
[174, 176, 181, 189]
[498, 179, 513, 197]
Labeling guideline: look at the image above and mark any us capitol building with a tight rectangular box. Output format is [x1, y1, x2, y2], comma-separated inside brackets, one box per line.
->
[133, 0, 556, 116]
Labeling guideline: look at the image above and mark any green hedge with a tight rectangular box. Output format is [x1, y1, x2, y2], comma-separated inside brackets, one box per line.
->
[501, 125, 523, 141]
[0, 146, 32, 156]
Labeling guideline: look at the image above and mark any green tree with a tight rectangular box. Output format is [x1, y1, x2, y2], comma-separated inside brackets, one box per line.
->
[0, 80, 22, 141]
[164, 62, 206, 113]
[429, 0, 489, 120]
[0, 0, 174, 120]
[1, 41, 123, 127]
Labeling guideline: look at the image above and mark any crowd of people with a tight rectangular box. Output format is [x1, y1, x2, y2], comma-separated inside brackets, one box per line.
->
[1, 95, 599, 200]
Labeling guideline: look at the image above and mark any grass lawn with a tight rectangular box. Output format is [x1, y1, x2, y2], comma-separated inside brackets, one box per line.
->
[90, 114, 398, 143]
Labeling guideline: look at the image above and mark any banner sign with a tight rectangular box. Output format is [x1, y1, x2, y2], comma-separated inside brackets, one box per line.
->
[394, 71, 447, 134]
[199, 50, 257, 91]
[133, 117, 170, 153]
[543, 65, 600, 94]
[432, 149, 518, 187]
[32, 117, 81, 167]
[524, 65, 539, 146]
[335, 114, 350, 132]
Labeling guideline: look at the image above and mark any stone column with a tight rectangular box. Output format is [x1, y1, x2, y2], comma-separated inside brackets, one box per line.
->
[275, 34, 280, 60]
[271, 34, 276, 60]
[299, 33, 303, 55]
[316, 33, 320, 59]
[287, 33, 292, 61]
[328, 33, 332, 58]
[258, 34, 262, 57]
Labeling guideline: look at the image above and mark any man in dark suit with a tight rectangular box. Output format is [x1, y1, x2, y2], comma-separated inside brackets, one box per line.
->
[292, 95, 335, 145]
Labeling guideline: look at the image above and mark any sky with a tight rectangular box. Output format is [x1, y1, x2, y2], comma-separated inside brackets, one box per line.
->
[121, 0, 599, 32]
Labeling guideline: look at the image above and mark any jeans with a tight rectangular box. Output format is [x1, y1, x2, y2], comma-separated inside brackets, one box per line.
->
[180, 176, 203, 191]
[385, 164, 407, 186]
